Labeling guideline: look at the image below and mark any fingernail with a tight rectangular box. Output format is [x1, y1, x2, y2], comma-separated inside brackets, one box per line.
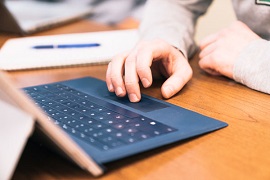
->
[163, 86, 174, 98]
[129, 93, 139, 102]
[116, 87, 124, 96]
[141, 78, 151, 87]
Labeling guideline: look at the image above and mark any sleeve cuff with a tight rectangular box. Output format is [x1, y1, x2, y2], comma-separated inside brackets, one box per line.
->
[233, 39, 270, 94]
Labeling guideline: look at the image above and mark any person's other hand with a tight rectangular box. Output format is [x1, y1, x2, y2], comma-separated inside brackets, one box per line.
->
[199, 21, 260, 78]
[116, 17, 140, 29]
[106, 39, 192, 102]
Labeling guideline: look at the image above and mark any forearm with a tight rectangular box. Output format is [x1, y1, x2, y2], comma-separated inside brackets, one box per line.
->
[233, 39, 270, 94]
[139, 0, 212, 58]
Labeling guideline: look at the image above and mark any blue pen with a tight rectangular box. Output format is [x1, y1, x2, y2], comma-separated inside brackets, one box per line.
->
[32, 43, 101, 49]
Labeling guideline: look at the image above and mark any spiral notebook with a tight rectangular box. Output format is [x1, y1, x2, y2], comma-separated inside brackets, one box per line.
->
[0, 29, 139, 70]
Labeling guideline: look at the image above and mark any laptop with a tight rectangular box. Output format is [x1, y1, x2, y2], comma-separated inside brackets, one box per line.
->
[0, 0, 93, 35]
[0, 70, 228, 178]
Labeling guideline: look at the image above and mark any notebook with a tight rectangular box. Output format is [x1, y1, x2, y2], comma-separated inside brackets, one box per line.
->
[0, 0, 93, 35]
[0, 70, 228, 178]
[0, 29, 139, 70]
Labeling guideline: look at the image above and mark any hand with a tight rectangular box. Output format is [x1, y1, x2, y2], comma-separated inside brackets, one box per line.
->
[199, 21, 260, 78]
[106, 39, 193, 102]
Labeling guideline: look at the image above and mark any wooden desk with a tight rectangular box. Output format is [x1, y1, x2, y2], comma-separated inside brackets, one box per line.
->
[2, 20, 270, 180]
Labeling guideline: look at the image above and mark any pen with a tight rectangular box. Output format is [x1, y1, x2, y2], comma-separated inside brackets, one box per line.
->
[32, 43, 101, 49]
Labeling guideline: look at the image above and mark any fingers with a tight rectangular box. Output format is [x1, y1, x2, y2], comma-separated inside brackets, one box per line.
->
[199, 60, 221, 76]
[106, 44, 153, 102]
[106, 52, 129, 97]
[199, 32, 219, 49]
[106, 39, 193, 102]
[123, 41, 170, 102]
[198, 41, 221, 76]
[106, 62, 114, 92]
[199, 21, 261, 79]
[135, 48, 153, 87]
[124, 50, 142, 102]
[199, 41, 216, 59]
[199, 49, 222, 76]
[199, 31, 222, 76]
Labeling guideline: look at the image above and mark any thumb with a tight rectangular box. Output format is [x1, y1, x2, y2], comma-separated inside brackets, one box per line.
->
[161, 57, 192, 98]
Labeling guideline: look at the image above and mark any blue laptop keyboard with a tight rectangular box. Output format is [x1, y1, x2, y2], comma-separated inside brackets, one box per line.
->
[23, 83, 176, 151]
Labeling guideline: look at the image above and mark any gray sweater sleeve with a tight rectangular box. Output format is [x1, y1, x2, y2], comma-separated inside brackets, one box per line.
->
[233, 39, 270, 94]
[139, 0, 212, 58]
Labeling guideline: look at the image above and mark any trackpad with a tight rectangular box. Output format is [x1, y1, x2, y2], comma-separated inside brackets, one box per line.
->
[106, 94, 169, 113]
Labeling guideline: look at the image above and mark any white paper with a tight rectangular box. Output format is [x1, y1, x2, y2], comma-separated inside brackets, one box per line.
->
[0, 29, 139, 70]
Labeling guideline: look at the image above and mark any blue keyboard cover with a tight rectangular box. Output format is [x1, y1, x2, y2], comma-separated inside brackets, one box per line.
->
[23, 83, 177, 151]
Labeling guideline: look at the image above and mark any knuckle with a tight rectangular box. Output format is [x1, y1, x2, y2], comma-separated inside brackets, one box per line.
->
[124, 76, 139, 90]
[210, 51, 221, 64]
[112, 53, 125, 62]
[125, 56, 136, 64]
[124, 81, 139, 94]
[136, 65, 148, 74]
[125, 80, 137, 87]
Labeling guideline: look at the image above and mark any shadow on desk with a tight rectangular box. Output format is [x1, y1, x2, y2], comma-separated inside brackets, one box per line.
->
[13, 140, 89, 179]
[13, 134, 205, 180]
